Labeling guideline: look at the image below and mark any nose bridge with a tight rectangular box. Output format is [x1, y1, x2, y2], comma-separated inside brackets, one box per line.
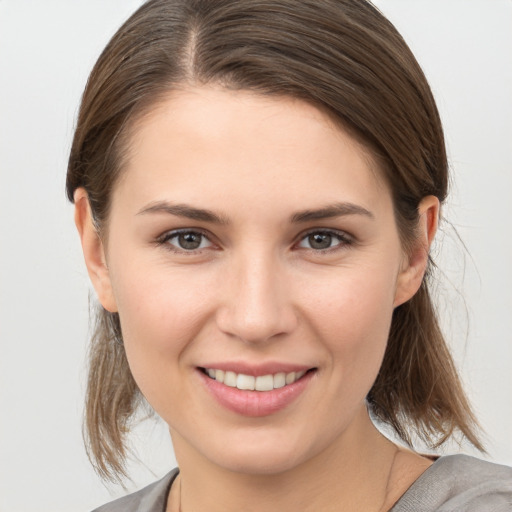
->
[216, 246, 297, 344]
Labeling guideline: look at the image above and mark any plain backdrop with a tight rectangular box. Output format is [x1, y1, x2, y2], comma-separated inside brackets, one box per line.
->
[1, 1, 511, 511]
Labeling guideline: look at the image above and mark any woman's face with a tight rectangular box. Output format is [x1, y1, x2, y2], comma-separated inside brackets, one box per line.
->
[81, 87, 429, 475]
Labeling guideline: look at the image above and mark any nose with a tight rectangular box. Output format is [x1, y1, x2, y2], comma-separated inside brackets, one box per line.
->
[215, 252, 298, 344]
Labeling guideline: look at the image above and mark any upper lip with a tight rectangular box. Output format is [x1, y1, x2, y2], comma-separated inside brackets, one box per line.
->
[198, 361, 315, 377]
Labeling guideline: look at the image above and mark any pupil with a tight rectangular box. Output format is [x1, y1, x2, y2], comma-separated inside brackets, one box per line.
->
[309, 233, 331, 249]
[179, 232, 201, 250]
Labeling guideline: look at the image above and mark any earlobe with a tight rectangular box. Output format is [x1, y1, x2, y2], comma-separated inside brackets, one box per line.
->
[393, 195, 440, 307]
[74, 188, 118, 313]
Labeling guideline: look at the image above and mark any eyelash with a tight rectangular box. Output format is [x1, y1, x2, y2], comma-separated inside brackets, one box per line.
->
[156, 228, 214, 254]
[297, 229, 353, 253]
[156, 228, 353, 254]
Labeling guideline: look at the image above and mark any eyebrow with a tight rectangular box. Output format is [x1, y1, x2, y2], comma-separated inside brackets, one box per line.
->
[290, 202, 374, 223]
[137, 201, 230, 224]
[137, 200, 374, 224]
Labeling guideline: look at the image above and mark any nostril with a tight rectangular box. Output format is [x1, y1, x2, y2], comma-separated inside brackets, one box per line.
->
[215, 304, 299, 345]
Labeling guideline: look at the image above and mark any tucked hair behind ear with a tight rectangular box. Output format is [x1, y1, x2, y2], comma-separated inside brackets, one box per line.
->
[67, 0, 482, 482]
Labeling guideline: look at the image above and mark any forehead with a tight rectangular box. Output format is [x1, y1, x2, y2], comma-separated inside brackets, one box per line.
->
[114, 86, 390, 218]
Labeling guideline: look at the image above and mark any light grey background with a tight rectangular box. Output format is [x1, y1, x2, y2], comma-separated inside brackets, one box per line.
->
[1, 1, 511, 511]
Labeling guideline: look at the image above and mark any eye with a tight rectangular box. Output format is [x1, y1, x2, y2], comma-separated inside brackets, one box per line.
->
[159, 230, 213, 252]
[297, 230, 351, 251]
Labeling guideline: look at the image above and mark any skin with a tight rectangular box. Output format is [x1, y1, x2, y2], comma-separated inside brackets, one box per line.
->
[75, 87, 439, 511]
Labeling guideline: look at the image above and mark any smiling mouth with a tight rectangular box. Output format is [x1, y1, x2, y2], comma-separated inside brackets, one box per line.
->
[200, 368, 314, 392]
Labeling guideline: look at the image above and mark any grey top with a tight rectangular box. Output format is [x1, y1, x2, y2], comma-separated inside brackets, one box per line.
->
[92, 455, 512, 512]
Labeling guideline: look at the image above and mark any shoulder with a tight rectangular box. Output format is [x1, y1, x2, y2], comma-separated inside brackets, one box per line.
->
[91, 468, 179, 512]
[392, 454, 512, 511]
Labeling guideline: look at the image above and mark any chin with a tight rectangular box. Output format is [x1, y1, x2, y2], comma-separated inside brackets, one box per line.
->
[196, 425, 317, 476]
[214, 448, 305, 476]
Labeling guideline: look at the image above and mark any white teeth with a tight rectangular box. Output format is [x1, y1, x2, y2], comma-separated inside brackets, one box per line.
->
[215, 369, 225, 383]
[236, 374, 255, 390]
[255, 374, 274, 391]
[224, 371, 237, 387]
[205, 368, 308, 391]
[274, 372, 286, 389]
[285, 372, 296, 385]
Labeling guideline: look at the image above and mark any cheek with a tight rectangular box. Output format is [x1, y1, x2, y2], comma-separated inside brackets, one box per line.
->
[304, 265, 397, 383]
[111, 254, 211, 340]
[108, 260, 216, 397]
[306, 261, 397, 332]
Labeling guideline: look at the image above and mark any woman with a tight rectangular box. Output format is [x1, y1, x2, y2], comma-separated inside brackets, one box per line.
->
[67, 0, 512, 510]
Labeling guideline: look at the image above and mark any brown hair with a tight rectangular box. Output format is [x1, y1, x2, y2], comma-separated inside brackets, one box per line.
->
[67, 0, 482, 482]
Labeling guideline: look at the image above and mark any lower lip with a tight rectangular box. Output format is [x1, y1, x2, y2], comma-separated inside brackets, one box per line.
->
[199, 369, 315, 417]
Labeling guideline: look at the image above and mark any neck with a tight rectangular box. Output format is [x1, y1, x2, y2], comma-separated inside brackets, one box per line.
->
[170, 407, 402, 512]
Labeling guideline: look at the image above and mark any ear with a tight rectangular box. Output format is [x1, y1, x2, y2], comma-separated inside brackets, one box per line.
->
[393, 195, 440, 308]
[74, 188, 118, 312]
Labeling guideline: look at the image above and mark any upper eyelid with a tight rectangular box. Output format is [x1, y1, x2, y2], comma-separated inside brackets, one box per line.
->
[300, 227, 350, 235]
[158, 227, 212, 241]
[296, 227, 352, 241]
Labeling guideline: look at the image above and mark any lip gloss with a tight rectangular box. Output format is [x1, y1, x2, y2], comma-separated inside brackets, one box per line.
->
[198, 368, 314, 417]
